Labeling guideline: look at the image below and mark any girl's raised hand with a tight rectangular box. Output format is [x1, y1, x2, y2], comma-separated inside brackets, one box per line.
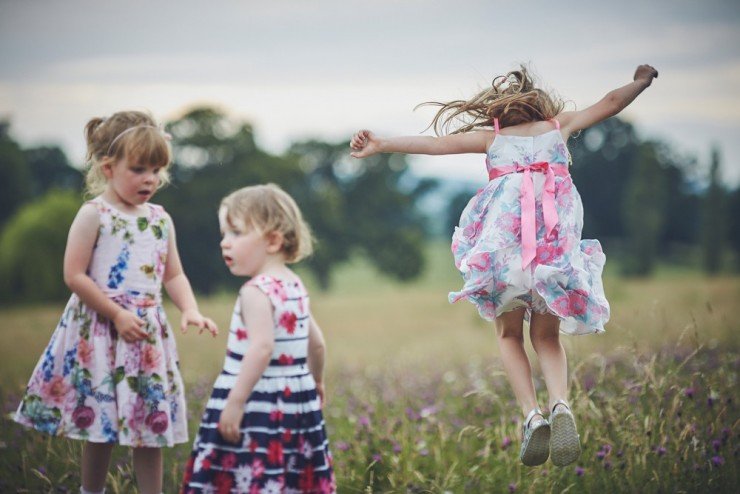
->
[113, 309, 148, 343]
[350, 129, 381, 158]
[634, 64, 659, 86]
[181, 309, 219, 337]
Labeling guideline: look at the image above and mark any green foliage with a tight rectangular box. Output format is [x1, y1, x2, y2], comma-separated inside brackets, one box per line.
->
[621, 142, 668, 276]
[0, 121, 32, 228]
[0, 190, 80, 302]
[701, 147, 726, 274]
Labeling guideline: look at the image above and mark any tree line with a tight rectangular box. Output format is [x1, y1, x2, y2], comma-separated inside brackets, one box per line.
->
[1, 109, 738, 303]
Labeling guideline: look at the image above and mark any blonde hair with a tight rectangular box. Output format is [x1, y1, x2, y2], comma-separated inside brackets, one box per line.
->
[420, 65, 565, 135]
[220, 184, 314, 263]
[84, 110, 172, 196]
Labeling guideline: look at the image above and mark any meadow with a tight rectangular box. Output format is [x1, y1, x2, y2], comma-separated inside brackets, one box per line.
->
[1, 244, 737, 493]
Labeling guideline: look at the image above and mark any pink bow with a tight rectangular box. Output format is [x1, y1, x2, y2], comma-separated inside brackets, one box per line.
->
[488, 161, 569, 270]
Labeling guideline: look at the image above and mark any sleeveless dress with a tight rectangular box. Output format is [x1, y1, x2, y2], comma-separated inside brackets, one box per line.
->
[182, 274, 336, 494]
[14, 197, 188, 447]
[449, 119, 610, 335]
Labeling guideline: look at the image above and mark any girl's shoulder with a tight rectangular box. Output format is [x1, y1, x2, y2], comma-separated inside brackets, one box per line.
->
[240, 273, 306, 303]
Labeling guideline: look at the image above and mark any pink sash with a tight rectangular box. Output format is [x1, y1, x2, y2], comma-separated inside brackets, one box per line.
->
[488, 161, 570, 270]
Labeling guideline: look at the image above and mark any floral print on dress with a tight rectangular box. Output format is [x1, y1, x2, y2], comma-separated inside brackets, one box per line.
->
[450, 127, 610, 335]
[14, 197, 188, 447]
[182, 275, 336, 493]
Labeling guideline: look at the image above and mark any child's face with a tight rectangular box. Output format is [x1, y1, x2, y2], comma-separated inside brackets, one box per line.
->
[218, 207, 272, 277]
[104, 157, 162, 206]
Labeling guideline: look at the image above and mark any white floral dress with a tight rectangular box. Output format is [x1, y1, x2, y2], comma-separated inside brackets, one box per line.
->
[449, 119, 610, 335]
[14, 197, 188, 447]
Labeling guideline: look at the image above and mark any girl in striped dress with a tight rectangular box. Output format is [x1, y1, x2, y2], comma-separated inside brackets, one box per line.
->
[182, 184, 335, 494]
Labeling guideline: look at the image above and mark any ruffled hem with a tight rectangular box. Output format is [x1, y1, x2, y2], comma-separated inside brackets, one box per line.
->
[449, 240, 610, 335]
[12, 414, 189, 447]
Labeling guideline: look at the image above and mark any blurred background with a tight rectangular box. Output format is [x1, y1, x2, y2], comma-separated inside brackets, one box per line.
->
[1, 1, 738, 492]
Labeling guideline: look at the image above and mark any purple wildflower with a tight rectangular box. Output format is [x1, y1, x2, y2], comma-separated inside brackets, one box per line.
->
[712, 439, 721, 452]
[508, 483, 517, 493]
[575, 466, 585, 476]
[372, 454, 382, 463]
[358, 416, 371, 428]
[604, 460, 612, 470]
[502, 436, 512, 450]
[656, 446, 667, 456]
[711, 455, 724, 467]
[392, 442, 402, 454]
[683, 387, 694, 399]
[335, 441, 350, 452]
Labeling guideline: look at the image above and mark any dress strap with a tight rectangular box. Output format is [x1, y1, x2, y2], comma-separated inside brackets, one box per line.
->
[493, 118, 500, 134]
[550, 118, 560, 130]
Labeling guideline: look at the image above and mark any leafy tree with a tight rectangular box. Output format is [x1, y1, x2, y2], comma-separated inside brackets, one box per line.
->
[727, 186, 740, 271]
[157, 107, 304, 293]
[0, 121, 31, 228]
[288, 141, 435, 289]
[25, 145, 83, 196]
[0, 190, 80, 303]
[701, 146, 726, 274]
[621, 141, 667, 275]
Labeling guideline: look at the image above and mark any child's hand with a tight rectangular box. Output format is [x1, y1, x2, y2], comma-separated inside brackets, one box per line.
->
[315, 380, 326, 407]
[218, 401, 244, 444]
[113, 309, 148, 343]
[634, 64, 658, 86]
[350, 130, 381, 158]
[180, 309, 219, 337]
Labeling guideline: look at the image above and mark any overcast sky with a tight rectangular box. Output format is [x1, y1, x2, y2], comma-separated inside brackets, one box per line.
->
[1, 0, 739, 186]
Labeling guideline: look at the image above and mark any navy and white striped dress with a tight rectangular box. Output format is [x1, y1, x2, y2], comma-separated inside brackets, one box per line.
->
[182, 275, 335, 494]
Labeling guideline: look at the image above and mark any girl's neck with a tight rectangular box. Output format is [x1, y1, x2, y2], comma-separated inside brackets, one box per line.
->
[101, 188, 149, 216]
[253, 258, 295, 282]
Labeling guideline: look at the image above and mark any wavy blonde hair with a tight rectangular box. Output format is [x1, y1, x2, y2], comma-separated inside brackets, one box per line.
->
[220, 184, 314, 263]
[419, 65, 565, 135]
[84, 110, 172, 196]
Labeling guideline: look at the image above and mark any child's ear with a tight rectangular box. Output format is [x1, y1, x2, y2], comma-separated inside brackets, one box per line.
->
[101, 157, 115, 179]
[265, 231, 284, 255]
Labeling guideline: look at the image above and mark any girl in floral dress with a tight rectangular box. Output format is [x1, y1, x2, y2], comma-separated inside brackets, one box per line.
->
[350, 64, 658, 467]
[182, 184, 335, 494]
[14, 110, 218, 494]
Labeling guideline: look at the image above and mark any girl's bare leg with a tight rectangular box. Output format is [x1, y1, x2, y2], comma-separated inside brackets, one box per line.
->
[529, 311, 568, 410]
[81, 442, 114, 492]
[495, 308, 542, 419]
[132, 447, 163, 494]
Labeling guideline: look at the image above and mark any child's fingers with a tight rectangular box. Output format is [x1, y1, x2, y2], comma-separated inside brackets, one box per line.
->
[205, 318, 219, 336]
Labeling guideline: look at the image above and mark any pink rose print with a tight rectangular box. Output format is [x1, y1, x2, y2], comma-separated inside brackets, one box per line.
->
[128, 395, 147, 430]
[568, 289, 589, 316]
[551, 295, 570, 315]
[145, 410, 169, 434]
[77, 338, 94, 368]
[467, 252, 491, 271]
[499, 211, 521, 235]
[72, 405, 95, 429]
[462, 220, 483, 241]
[536, 244, 563, 265]
[141, 345, 161, 372]
[41, 376, 72, 407]
[278, 353, 294, 365]
[235, 328, 248, 341]
[279, 311, 298, 334]
[269, 409, 284, 422]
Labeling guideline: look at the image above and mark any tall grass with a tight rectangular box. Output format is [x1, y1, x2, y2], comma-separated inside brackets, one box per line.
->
[1, 244, 737, 492]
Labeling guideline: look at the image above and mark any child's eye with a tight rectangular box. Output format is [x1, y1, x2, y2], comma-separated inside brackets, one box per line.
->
[131, 166, 146, 174]
[152, 167, 161, 175]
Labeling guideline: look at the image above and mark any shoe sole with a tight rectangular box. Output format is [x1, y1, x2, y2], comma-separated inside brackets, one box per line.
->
[550, 412, 581, 466]
[521, 423, 550, 466]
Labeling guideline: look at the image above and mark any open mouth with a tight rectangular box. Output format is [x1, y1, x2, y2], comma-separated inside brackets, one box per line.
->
[223, 255, 233, 266]
[137, 190, 152, 198]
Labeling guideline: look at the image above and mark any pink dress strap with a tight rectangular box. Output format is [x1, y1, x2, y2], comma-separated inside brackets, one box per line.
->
[550, 118, 560, 130]
[493, 118, 500, 134]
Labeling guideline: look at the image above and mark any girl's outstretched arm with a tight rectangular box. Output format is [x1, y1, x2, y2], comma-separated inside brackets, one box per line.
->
[558, 64, 659, 136]
[64, 203, 148, 343]
[350, 129, 493, 158]
[163, 213, 218, 336]
[307, 312, 327, 405]
[218, 285, 275, 443]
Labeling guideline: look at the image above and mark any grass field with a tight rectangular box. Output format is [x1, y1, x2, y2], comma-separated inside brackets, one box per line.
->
[1, 244, 738, 492]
